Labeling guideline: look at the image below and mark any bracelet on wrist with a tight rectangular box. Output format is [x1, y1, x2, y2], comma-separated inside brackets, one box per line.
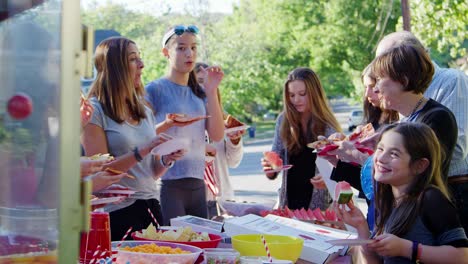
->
[133, 147, 143, 162]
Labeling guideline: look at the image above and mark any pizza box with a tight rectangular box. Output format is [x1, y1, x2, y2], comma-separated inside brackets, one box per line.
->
[223, 214, 357, 264]
[170, 215, 229, 239]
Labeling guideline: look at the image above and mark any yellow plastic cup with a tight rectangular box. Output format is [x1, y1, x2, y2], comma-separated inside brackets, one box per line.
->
[232, 234, 303, 262]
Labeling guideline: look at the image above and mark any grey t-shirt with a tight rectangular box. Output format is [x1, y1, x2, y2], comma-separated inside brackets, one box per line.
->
[89, 97, 159, 212]
[145, 78, 206, 180]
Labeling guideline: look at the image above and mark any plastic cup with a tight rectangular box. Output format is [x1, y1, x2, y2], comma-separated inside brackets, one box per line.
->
[79, 212, 111, 263]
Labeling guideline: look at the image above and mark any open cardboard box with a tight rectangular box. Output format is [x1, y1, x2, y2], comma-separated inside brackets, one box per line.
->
[170, 215, 229, 240]
[224, 214, 357, 264]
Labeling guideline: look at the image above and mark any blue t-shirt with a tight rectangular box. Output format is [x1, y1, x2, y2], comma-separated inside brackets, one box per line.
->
[145, 78, 206, 180]
[89, 97, 159, 212]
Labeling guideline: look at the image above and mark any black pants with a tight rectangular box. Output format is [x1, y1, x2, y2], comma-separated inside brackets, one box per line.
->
[160, 178, 207, 225]
[109, 199, 163, 241]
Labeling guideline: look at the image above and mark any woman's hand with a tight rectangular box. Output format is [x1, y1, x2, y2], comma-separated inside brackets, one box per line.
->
[310, 175, 327, 189]
[261, 158, 277, 179]
[162, 149, 187, 165]
[205, 144, 217, 157]
[367, 234, 412, 259]
[80, 97, 94, 129]
[203, 66, 224, 96]
[89, 171, 127, 192]
[227, 130, 244, 145]
[333, 199, 367, 229]
[328, 140, 370, 165]
[80, 157, 108, 177]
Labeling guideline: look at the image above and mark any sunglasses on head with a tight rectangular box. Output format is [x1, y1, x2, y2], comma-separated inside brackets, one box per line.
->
[173, 25, 199, 35]
[162, 25, 199, 47]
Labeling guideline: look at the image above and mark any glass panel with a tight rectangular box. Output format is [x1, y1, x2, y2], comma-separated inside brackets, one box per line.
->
[0, 1, 62, 262]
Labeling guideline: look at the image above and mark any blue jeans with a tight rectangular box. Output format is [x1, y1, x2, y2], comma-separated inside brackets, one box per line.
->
[449, 181, 468, 235]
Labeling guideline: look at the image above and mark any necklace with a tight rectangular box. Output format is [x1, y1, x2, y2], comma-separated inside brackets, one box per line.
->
[409, 97, 425, 117]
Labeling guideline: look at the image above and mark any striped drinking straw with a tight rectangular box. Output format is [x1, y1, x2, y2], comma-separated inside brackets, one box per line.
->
[261, 235, 273, 263]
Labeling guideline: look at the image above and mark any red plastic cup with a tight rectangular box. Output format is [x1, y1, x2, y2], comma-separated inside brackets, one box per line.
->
[79, 212, 111, 263]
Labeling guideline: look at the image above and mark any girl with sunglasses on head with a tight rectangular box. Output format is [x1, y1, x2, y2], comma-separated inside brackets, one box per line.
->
[145, 25, 225, 224]
[335, 122, 468, 263]
[261, 67, 342, 210]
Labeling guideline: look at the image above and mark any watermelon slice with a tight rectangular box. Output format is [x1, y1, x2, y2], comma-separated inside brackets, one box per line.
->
[312, 208, 325, 221]
[299, 208, 310, 220]
[306, 208, 316, 220]
[334, 181, 353, 204]
[324, 209, 338, 222]
[284, 207, 295, 218]
[263, 151, 283, 170]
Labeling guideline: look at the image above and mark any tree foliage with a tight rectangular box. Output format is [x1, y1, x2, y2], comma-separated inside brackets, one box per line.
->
[81, 0, 465, 121]
[406, 0, 467, 59]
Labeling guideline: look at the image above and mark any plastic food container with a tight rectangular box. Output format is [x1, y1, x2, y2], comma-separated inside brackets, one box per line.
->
[112, 241, 202, 264]
[232, 234, 303, 262]
[131, 231, 222, 249]
[217, 198, 276, 216]
[204, 248, 240, 264]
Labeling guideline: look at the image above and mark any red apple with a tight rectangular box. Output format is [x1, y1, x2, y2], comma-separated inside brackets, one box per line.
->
[7, 92, 33, 120]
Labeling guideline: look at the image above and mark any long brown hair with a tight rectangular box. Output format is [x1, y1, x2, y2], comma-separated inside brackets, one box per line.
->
[374, 122, 449, 236]
[361, 64, 399, 128]
[89, 37, 147, 123]
[280, 67, 341, 154]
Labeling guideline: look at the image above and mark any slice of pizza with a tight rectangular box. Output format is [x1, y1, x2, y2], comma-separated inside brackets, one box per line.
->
[224, 114, 244, 128]
[89, 153, 114, 162]
[168, 113, 191, 123]
[347, 123, 375, 142]
[105, 167, 136, 180]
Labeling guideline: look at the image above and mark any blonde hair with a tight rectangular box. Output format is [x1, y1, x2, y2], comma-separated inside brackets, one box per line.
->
[280, 67, 341, 154]
[89, 37, 146, 123]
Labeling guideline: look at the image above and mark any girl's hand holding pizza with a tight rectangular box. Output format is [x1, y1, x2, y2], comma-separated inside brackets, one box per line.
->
[80, 157, 108, 177]
[88, 170, 127, 192]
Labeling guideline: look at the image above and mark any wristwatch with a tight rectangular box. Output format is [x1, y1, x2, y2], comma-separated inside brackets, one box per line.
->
[160, 156, 174, 168]
[133, 147, 143, 162]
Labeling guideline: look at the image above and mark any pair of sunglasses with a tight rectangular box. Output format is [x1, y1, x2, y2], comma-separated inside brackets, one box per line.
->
[173, 25, 199, 36]
[162, 25, 199, 47]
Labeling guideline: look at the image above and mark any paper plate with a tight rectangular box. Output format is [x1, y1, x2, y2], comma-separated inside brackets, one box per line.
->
[96, 189, 136, 195]
[326, 239, 374, 246]
[91, 196, 126, 206]
[172, 115, 210, 123]
[225, 125, 249, 134]
[264, 164, 293, 173]
[151, 138, 190, 156]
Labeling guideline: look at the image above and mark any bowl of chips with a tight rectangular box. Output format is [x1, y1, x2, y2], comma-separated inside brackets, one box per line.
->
[112, 241, 202, 264]
[131, 224, 222, 249]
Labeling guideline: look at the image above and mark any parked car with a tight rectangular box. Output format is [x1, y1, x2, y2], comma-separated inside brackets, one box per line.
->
[348, 110, 363, 131]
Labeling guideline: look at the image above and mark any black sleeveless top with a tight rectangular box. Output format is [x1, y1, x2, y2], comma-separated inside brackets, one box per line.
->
[286, 147, 316, 209]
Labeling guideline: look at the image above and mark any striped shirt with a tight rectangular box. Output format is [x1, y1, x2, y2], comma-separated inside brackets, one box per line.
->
[425, 62, 468, 177]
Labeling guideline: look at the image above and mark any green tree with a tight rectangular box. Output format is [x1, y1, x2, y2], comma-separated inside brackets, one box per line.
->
[406, 0, 467, 59]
